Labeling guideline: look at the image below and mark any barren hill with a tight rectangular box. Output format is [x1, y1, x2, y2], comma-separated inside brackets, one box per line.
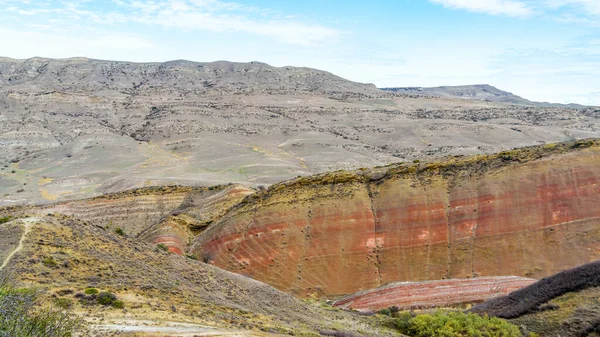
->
[189, 139, 600, 297]
[7, 139, 600, 301]
[0, 213, 397, 336]
[1, 57, 599, 205]
[381, 84, 586, 108]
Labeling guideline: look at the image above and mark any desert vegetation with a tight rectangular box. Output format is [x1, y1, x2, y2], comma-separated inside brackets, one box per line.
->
[393, 310, 529, 337]
[471, 260, 600, 318]
[0, 278, 80, 337]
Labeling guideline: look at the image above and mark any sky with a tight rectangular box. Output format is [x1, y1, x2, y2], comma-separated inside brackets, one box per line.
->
[0, 0, 599, 105]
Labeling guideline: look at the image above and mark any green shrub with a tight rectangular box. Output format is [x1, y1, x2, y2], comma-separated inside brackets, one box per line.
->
[97, 292, 117, 306]
[396, 310, 523, 337]
[0, 278, 81, 336]
[0, 216, 12, 224]
[114, 227, 125, 236]
[378, 308, 391, 316]
[83, 288, 98, 295]
[111, 300, 124, 309]
[53, 297, 73, 309]
[186, 254, 198, 260]
[42, 256, 58, 268]
[156, 243, 169, 252]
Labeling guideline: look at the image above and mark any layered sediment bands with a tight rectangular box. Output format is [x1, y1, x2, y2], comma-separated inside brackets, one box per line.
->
[41, 186, 197, 236]
[139, 185, 254, 254]
[193, 140, 600, 297]
[333, 276, 536, 311]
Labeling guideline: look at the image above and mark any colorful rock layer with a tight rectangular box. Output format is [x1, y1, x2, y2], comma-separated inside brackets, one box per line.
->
[333, 276, 536, 311]
[192, 140, 600, 297]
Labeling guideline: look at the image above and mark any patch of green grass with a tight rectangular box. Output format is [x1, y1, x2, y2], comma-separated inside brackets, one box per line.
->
[156, 243, 169, 252]
[83, 288, 98, 295]
[0, 215, 12, 224]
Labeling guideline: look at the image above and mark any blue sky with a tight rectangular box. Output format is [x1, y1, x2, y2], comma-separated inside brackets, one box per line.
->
[0, 0, 599, 105]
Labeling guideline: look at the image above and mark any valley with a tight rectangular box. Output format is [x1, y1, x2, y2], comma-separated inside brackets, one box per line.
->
[1, 57, 600, 337]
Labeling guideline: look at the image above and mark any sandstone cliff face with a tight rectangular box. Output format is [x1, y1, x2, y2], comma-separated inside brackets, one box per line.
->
[40, 186, 196, 236]
[138, 185, 254, 254]
[333, 277, 535, 311]
[192, 140, 600, 297]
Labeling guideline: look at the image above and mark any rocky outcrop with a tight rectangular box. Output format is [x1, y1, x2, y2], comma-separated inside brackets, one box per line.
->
[333, 277, 535, 312]
[40, 186, 196, 236]
[138, 184, 254, 254]
[2, 57, 599, 206]
[192, 140, 600, 297]
[0, 215, 392, 336]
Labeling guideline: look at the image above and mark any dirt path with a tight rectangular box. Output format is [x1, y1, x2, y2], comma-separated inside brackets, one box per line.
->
[88, 319, 262, 336]
[0, 218, 35, 271]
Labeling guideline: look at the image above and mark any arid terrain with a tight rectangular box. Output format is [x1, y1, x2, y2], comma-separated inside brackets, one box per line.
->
[2, 57, 600, 337]
[1, 57, 599, 205]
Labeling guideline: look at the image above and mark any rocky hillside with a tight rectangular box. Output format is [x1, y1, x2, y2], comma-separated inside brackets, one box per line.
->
[471, 260, 600, 337]
[189, 139, 600, 297]
[0, 57, 379, 95]
[381, 84, 585, 107]
[1, 57, 599, 205]
[0, 214, 398, 336]
[6, 139, 599, 302]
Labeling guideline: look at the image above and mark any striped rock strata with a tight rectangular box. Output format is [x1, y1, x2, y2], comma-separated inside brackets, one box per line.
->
[191, 139, 600, 298]
[11, 184, 253, 247]
[138, 185, 254, 254]
[333, 276, 536, 311]
[40, 186, 197, 236]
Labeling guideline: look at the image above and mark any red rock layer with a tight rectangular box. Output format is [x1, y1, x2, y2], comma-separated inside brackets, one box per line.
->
[332, 276, 536, 311]
[192, 141, 600, 297]
[140, 185, 254, 254]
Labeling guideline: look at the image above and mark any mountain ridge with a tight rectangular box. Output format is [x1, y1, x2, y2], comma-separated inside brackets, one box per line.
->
[381, 84, 588, 108]
[1, 56, 599, 205]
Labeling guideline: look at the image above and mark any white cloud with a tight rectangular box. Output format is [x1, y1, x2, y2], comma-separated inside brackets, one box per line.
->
[429, 0, 600, 19]
[0, 0, 341, 46]
[545, 0, 600, 15]
[429, 0, 534, 17]
[134, 8, 340, 45]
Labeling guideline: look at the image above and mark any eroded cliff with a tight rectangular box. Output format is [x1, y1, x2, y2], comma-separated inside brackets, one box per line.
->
[191, 140, 600, 297]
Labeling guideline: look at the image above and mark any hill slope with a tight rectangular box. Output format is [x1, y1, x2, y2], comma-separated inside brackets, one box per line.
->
[189, 139, 600, 297]
[0, 214, 397, 336]
[471, 260, 600, 337]
[1, 57, 599, 205]
[381, 84, 586, 107]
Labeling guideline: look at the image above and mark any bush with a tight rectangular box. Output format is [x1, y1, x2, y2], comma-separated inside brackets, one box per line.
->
[83, 288, 98, 295]
[156, 243, 169, 252]
[0, 216, 11, 224]
[0, 278, 81, 336]
[111, 300, 124, 309]
[97, 292, 117, 306]
[53, 297, 73, 309]
[114, 227, 125, 236]
[396, 310, 523, 337]
[42, 256, 58, 268]
[378, 308, 391, 316]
